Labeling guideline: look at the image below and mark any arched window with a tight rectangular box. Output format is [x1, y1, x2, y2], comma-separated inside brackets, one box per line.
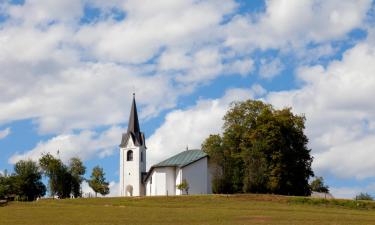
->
[127, 150, 133, 161]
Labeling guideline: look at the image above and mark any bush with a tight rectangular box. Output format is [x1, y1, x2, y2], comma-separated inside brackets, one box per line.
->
[289, 196, 375, 210]
[355, 192, 373, 201]
[176, 179, 189, 195]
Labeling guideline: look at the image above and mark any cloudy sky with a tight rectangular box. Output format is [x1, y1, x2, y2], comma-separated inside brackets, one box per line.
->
[0, 0, 375, 198]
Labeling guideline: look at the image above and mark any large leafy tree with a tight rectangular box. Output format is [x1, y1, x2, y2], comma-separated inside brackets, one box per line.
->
[39, 153, 66, 198]
[13, 160, 46, 201]
[202, 134, 233, 193]
[39, 154, 88, 199]
[88, 166, 109, 197]
[202, 100, 314, 196]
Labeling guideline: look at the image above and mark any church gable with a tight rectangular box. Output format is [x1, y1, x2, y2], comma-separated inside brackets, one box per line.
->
[120, 132, 145, 148]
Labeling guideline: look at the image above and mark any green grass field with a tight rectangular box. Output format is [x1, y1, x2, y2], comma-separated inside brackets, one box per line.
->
[1, 194, 375, 225]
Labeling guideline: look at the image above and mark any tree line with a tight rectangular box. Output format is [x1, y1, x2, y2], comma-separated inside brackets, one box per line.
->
[0, 153, 109, 201]
[202, 100, 314, 196]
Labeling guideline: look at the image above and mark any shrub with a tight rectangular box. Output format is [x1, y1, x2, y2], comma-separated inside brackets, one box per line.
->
[355, 192, 373, 201]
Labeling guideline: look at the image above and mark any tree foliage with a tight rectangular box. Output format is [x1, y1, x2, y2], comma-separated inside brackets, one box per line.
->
[0, 173, 17, 200]
[14, 160, 46, 201]
[202, 100, 314, 196]
[355, 192, 373, 201]
[0, 160, 47, 201]
[39, 153, 85, 199]
[176, 179, 189, 195]
[310, 176, 329, 193]
[88, 166, 109, 197]
[39, 153, 70, 198]
[1, 155, 87, 201]
[69, 158, 86, 198]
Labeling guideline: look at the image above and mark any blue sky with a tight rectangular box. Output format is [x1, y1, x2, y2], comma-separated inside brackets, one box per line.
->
[0, 0, 375, 198]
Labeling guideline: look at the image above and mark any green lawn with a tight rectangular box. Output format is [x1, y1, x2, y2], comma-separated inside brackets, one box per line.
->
[1, 194, 375, 225]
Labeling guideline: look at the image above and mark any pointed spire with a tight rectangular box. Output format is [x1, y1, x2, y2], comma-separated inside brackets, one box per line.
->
[127, 93, 140, 133]
[120, 93, 146, 148]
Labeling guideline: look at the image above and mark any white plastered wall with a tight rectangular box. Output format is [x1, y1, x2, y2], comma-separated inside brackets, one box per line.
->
[180, 157, 208, 195]
[120, 138, 146, 196]
[145, 167, 176, 196]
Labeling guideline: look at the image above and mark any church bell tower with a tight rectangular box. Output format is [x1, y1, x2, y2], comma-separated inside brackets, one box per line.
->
[119, 94, 146, 196]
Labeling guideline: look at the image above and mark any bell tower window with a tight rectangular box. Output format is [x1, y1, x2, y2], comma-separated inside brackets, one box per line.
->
[127, 150, 133, 161]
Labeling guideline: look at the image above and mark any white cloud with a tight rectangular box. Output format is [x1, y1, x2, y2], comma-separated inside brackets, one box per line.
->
[0, 127, 11, 140]
[0, 0, 242, 134]
[224, 0, 372, 50]
[6, 0, 84, 25]
[107, 181, 120, 197]
[0, 0, 371, 136]
[146, 85, 266, 167]
[81, 180, 119, 197]
[259, 58, 284, 79]
[266, 40, 375, 179]
[330, 186, 361, 199]
[75, 0, 237, 64]
[9, 126, 123, 164]
[330, 183, 375, 199]
[159, 47, 254, 84]
[0, 62, 177, 134]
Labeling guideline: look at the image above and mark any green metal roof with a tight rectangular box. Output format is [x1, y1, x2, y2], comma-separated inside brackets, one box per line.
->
[154, 150, 207, 168]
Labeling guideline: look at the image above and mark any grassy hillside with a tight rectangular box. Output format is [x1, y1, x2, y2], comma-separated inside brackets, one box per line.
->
[1, 194, 375, 225]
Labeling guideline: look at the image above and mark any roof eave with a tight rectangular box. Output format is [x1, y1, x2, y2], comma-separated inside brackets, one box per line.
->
[180, 155, 208, 168]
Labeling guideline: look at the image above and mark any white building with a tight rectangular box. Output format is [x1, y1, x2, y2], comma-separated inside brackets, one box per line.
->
[144, 149, 211, 196]
[119, 95, 212, 196]
[119, 94, 147, 196]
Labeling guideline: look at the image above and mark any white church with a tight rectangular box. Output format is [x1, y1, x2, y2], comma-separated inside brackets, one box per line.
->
[119, 94, 213, 196]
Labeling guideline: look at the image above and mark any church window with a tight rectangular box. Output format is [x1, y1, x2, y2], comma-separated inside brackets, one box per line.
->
[141, 151, 143, 162]
[127, 150, 133, 161]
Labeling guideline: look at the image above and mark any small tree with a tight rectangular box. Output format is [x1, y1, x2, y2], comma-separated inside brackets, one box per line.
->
[88, 166, 109, 197]
[0, 174, 18, 200]
[0, 174, 9, 199]
[14, 160, 46, 201]
[310, 176, 329, 193]
[355, 192, 373, 201]
[69, 158, 86, 198]
[176, 179, 189, 195]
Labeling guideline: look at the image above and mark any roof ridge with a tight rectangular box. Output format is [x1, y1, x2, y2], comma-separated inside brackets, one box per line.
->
[153, 149, 207, 167]
[144, 149, 208, 182]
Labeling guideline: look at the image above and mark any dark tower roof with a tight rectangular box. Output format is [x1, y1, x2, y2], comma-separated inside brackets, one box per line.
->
[127, 94, 140, 134]
[120, 94, 146, 148]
